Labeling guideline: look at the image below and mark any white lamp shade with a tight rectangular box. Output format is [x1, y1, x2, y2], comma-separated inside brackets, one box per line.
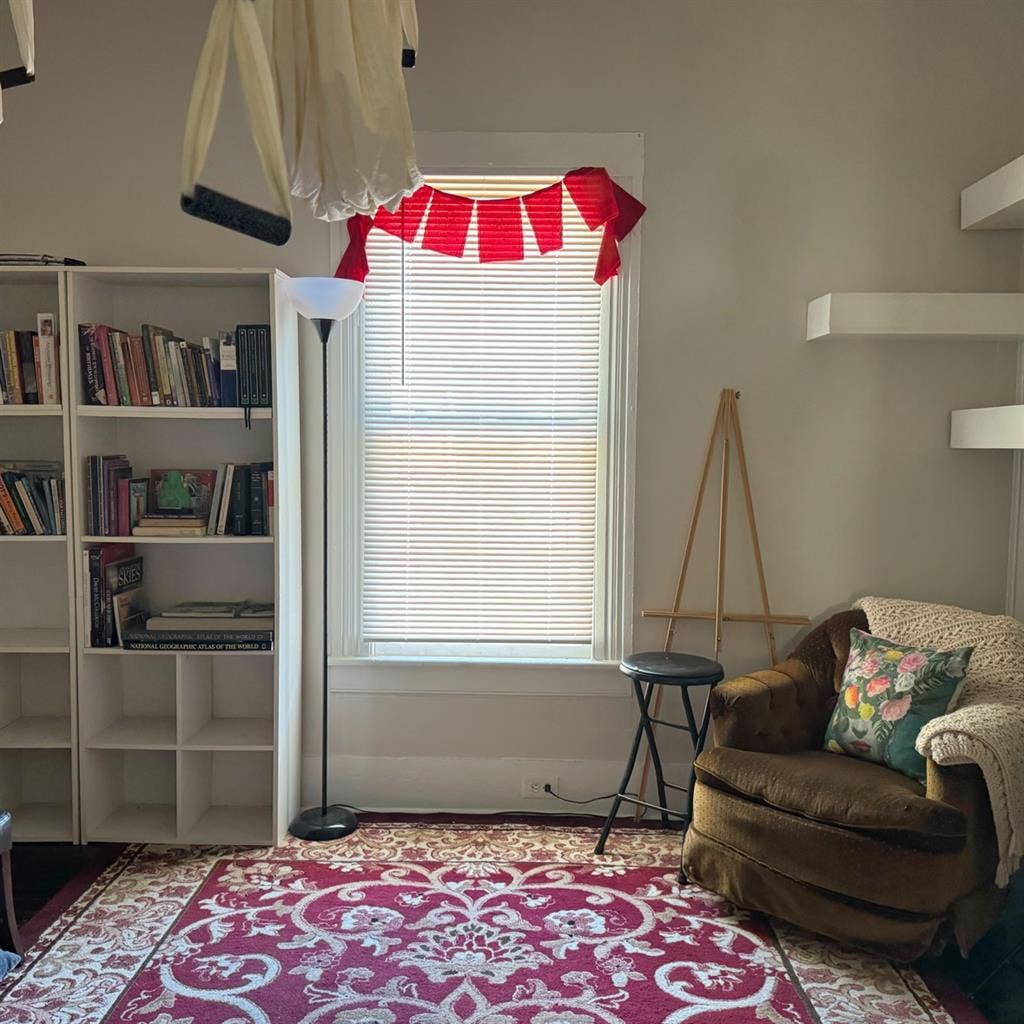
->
[285, 276, 364, 322]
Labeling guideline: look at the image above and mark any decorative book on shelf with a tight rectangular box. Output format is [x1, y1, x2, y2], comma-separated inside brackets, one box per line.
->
[0, 313, 60, 405]
[0, 461, 66, 535]
[78, 321, 271, 409]
[85, 457, 274, 537]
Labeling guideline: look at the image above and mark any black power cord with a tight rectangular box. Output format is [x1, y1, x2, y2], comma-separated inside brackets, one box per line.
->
[543, 783, 631, 806]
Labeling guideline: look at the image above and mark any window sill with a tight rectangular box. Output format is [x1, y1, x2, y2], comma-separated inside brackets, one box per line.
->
[327, 656, 629, 697]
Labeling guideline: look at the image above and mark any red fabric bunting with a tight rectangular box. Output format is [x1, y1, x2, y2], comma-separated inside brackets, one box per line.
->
[477, 196, 524, 263]
[334, 167, 644, 286]
[374, 186, 433, 242]
[421, 190, 474, 257]
[522, 182, 563, 255]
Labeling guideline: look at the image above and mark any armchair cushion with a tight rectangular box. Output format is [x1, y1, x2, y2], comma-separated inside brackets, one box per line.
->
[695, 747, 967, 853]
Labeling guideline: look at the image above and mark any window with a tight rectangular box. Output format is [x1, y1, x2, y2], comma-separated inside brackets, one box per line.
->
[332, 142, 639, 666]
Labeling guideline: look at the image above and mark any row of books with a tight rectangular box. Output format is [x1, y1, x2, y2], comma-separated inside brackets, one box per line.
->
[79, 323, 271, 409]
[85, 458, 275, 537]
[0, 461, 66, 535]
[84, 543, 144, 647]
[0, 315, 61, 405]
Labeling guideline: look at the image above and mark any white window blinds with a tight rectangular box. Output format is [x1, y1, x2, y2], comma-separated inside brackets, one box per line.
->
[359, 175, 604, 657]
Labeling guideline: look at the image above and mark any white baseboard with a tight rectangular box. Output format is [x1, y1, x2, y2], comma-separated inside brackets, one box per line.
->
[302, 753, 693, 817]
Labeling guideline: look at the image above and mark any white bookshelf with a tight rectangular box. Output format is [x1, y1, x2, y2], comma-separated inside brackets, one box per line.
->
[0, 269, 77, 842]
[49, 266, 303, 846]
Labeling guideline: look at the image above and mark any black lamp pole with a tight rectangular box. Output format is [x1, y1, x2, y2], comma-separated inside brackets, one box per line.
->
[288, 317, 359, 841]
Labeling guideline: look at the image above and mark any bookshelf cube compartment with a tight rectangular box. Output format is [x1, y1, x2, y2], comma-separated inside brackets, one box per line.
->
[80, 654, 176, 749]
[83, 748, 176, 842]
[0, 653, 71, 747]
[0, 747, 73, 840]
[179, 749, 273, 844]
[179, 654, 273, 750]
[0, 542, 70, 636]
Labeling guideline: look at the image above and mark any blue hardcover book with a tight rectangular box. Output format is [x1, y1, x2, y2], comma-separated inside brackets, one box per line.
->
[219, 331, 238, 407]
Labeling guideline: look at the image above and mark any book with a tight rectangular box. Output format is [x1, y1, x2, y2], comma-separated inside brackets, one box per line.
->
[206, 464, 227, 536]
[129, 334, 153, 406]
[139, 324, 163, 405]
[147, 599, 274, 630]
[147, 615, 274, 630]
[216, 464, 235, 534]
[104, 554, 146, 646]
[94, 325, 118, 407]
[129, 478, 148, 529]
[86, 542, 134, 646]
[78, 324, 106, 405]
[36, 314, 59, 405]
[132, 523, 207, 536]
[219, 332, 238, 406]
[2, 329, 22, 403]
[228, 464, 251, 535]
[16, 331, 37, 403]
[147, 326, 174, 405]
[0, 462, 64, 534]
[120, 628, 273, 652]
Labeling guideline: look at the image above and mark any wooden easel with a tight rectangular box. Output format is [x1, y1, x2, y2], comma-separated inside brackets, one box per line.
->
[633, 388, 808, 818]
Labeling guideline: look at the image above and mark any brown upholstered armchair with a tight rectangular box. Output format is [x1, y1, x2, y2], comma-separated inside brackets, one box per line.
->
[680, 609, 1004, 962]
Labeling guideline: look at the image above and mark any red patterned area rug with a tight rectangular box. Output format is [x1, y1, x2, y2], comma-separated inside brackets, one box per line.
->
[0, 822, 978, 1023]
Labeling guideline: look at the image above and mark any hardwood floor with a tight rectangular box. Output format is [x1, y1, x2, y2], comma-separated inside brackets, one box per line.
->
[925, 876, 1024, 1024]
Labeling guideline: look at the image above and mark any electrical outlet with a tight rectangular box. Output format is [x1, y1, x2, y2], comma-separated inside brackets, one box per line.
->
[521, 775, 559, 798]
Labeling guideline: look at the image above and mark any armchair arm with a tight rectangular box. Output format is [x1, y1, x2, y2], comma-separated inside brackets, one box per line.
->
[926, 760, 998, 876]
[710, 657, 833, 754]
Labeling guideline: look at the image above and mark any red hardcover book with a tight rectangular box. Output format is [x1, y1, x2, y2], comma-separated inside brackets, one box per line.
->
[94, 325, 118, 406]
[117, 476, 131, 537]
[129, 334, 152, 406]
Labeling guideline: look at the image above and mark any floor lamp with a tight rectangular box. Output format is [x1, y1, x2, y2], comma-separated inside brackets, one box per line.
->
[285, 276, 365, 841]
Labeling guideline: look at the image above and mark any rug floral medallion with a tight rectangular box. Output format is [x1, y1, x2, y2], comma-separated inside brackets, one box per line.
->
[0, 823, 963, 1024]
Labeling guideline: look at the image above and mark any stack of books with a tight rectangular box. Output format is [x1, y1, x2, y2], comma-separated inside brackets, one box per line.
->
[122, 600, 274, 651]
[83, 544, 146, 647]
[0, 461, 66, 535]
[79, 322, 271, 409]
[0, 314, 61, 405]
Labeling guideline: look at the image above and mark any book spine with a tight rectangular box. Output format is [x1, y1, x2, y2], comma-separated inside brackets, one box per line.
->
[129, 335, 152, 406]
[32, 335, 44, 405]
[121, 334, 142, 406]
[95, 326, 118, 406]
[39, 477, 56, 533]
[237, 326, 250, 405]
[3, 330, 23, 403]
[216, 464, 234, 535]
[78, 327, 104, 405]
[117, 477, 130, 537]
[202, 337, 221, 406]
[170, 341, 189, 406]
[249, 467, 265, 536]
[140, 326, 162, 405]
[266, 469, 275, 537]
[257, 324, 271, 406]
[109, 332, 131, 405]
[55, 477, 66, 534]
[220, 335, 238, 406]
[207, 464, 226, 536]
[0, 475, 25, 533]
[40, 333, 58, 405]
[121, 637, 273, 652]
[153, 332, 173, 405]
[228, 464, 251, 535]
[17, 331, 37, 403]
[88, 547, 102, 646]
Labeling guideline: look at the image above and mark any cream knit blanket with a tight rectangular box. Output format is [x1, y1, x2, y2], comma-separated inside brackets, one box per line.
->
[855, 596, 1024, 886]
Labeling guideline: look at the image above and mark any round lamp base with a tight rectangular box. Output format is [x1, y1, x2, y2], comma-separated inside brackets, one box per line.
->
[288, 805, 359, 842]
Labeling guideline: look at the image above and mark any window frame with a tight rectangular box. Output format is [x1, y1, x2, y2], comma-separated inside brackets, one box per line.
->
[328, 132, 643, 668]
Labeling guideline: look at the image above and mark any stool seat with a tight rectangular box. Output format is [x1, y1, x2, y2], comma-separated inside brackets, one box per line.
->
[620, 650, 724, 686]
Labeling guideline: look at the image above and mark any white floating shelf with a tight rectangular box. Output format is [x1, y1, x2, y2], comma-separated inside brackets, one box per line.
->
[961, 154, 1024, 230]
[806, 293, 1024, 342]
[0, 715, 72, 748]
[87, 716, 177, 749]
[77, 406, 271, 420]
[183, 718, 274, 750]
[0, 628, 70, 653]
[951, 405, 1024, 449]
[0, 405, 64, 417]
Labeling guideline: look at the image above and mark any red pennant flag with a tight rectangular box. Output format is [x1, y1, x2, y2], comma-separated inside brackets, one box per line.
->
[477, 196, 525, 263]
[421, 190, 475, 257]
[335, 214, 373, 282]
[563, 167, 618, 232]
[374, 186, 434, 242]
[522, 182, 563, 254]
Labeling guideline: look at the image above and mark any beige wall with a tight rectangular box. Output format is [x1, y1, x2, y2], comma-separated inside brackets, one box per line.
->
[3, 0, 1023, 811]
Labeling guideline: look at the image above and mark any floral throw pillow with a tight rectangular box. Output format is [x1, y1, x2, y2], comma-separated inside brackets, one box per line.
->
[823, 628, 972, 782]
